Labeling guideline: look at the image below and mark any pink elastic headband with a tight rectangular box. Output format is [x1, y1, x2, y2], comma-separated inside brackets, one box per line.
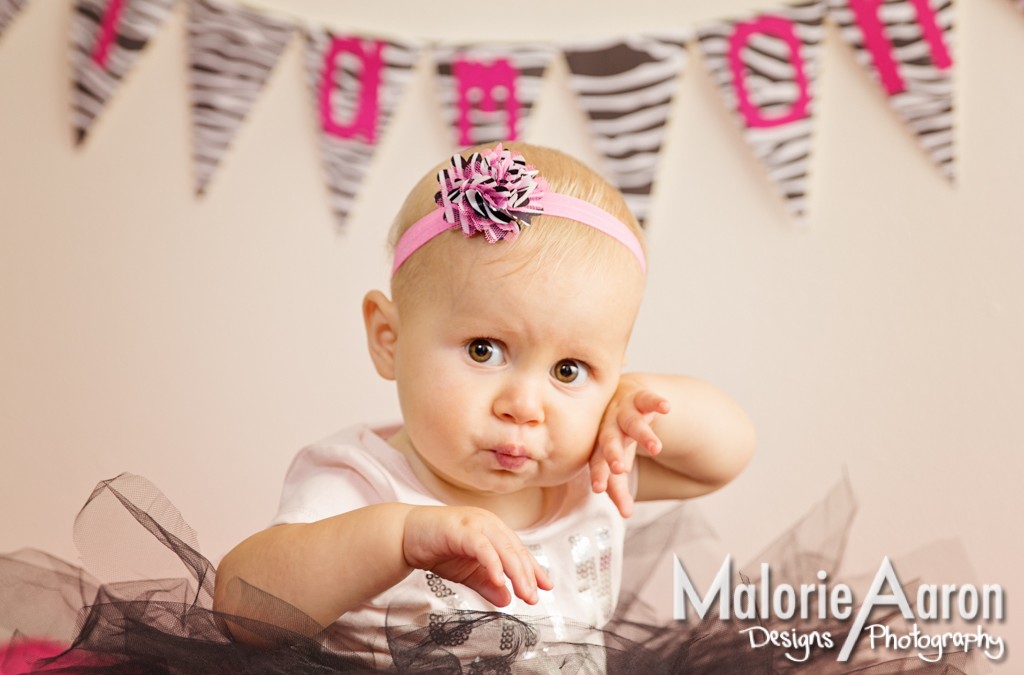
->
[392, 145, 646, 276]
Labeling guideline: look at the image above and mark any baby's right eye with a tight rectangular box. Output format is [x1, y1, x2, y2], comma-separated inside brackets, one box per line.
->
[466, 339, 505, 366]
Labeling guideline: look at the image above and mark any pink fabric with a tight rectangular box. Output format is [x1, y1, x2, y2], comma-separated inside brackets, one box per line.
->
[453, 57, 520, 145]
[393, 146, 644, 275]
[392, 192, 646, 276]
[319, 37, 383, 143]
[90, 0, 125, 68]
[849, 0, 906, 95]
[908, 0, 953, 69]
[728, 16, 811, 128]
[0, 638, 108, 672]
[436, 144, 547, 243]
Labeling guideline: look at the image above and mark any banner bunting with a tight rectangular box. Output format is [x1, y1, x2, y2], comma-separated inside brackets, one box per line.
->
[0, 0, 29, 41]
[306, 29, 419, 229]
[433, 44, 555, 147]
[697, 0, 826, 221]
[563, 36, 688, 226]
[0, 0, 979, 224]
[828, 0, 955, 181]
[71, 0, 180, 146]
[187, 0, 294, 196]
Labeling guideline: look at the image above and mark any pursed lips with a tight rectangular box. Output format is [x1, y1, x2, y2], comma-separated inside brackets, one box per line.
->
[490, 444, 532, 470]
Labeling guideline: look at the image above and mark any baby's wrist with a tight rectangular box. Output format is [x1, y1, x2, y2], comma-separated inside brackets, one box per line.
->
[364, 502, 416, 572]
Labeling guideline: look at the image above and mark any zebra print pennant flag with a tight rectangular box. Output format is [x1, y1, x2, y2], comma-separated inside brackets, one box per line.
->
[829, 0, 955, 181]
[697, 1, 826, 221]
[306, 29, 419, 228]
[563, 36, 688, 226]
[187, 0, 293, 196]
[433, 44, 555, 146]
[0, 0, 29, 41]
[71, 0, 179, 146]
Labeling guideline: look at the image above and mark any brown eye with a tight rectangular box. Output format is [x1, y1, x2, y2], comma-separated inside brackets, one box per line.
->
[467, 339, 503, 365]
[553, 359, 588, 385]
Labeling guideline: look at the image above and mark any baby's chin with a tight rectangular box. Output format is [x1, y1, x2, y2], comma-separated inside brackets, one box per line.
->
[475, 465, 586, 493]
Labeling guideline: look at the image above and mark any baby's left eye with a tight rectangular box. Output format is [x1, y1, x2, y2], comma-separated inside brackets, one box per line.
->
[552, 359, 589, 386]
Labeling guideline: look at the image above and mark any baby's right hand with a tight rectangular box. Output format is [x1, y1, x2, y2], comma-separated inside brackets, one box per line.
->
[402, 506, 552, 607]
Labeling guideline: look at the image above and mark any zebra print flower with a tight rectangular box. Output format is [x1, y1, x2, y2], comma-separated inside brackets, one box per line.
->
[435, 144, 548, 243]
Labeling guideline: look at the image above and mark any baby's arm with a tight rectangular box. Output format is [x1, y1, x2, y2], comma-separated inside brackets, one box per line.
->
[213, 504, 550, 642]
[590, 373, 756, 517]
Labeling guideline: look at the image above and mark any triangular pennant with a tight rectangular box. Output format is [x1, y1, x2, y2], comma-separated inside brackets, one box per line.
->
[563, 36, 687, 226]
[70, 0, 180, 146]
[433, 44, 555, 146]
[305, 29, 419, 229]
[828, 0, 955, 180]
[697, 1, 826, 221]
[187, 0, 293, 196]
[0, 0, 29, 41]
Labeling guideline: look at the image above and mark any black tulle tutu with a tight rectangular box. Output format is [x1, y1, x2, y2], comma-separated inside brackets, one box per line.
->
[0, 474, 982, 674]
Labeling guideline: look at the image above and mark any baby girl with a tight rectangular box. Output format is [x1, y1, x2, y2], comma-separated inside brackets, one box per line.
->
[213, 142, 756, 662]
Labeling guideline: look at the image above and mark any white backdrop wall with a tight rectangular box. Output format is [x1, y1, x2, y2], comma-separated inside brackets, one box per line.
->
[1, 0, 1021, 667]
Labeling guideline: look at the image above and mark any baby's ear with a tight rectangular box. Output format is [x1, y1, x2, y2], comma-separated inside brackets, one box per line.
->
[363, 290, 399, 380]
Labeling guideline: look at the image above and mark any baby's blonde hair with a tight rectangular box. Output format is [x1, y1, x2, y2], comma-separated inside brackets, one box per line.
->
[388, 142, 646, 305]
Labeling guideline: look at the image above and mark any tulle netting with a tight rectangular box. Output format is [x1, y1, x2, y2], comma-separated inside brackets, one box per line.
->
[0, 474, 983, 674]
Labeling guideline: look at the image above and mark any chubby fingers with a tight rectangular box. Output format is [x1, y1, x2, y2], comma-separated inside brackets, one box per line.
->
[618, 393, 670, 456]
[463, 534, 513, 606]
[606, 472, 635, 518]
[590, 431, 620, 492]
[590, 450, 612, 493]
[482, 525, 554, 605]
[453, 527, 552, 608]
[635, 389, 671, 416]
[493, 538, 539, 605]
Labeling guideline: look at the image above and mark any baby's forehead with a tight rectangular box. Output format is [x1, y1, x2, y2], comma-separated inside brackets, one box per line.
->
[439, 231, 640, 289]
[413, 237, 642, 324]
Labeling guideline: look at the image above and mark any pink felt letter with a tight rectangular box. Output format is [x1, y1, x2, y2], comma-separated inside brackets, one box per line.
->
[91, 0, 126, 68]
[319, 37, 383, 143]
[849, 0, 906, 94]
[848, 0, 952, 96]
[908, 0, 952, 69]
[728, 16, 811, 128]
[453, 57, 520, 145]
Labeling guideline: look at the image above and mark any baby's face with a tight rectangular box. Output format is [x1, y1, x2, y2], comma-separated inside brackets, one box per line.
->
[388, 238, 644, 498]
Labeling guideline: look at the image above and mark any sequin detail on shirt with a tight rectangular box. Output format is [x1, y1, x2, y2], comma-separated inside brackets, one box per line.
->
[568, 526, 614, 626]
[528, 543, 569, 641]
[425, 572, 469, 609]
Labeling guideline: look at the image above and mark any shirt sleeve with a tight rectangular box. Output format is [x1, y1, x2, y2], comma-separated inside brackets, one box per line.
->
[269, 443, 392, 526]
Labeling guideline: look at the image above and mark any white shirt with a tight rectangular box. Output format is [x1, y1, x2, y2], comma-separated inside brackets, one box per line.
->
[271, 424, 635, 661]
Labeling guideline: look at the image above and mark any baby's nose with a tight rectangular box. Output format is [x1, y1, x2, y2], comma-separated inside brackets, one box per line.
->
[492, 377, 545, 425]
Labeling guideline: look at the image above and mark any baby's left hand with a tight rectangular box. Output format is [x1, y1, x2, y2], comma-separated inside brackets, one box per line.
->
[590, 374, 670, 518]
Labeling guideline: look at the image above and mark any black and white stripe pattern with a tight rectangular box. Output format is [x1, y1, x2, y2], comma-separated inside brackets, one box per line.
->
[71, 0, 179, 146]
[437, 148, 545, 243]
[187, 0, 293, 196]
[698, 1, 826, 220]
[305, 29, 419, 229]
[0, 0, 29, 41]
[433, 44, 554, 146]
[563, 36, 688, 226]
[829, 0, 955, 180]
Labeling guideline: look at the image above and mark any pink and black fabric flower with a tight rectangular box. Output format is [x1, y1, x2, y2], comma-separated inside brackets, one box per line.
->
[435, 144, 548, 243]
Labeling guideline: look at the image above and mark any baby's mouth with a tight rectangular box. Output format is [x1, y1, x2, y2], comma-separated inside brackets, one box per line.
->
[490, 445, 531, 470]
